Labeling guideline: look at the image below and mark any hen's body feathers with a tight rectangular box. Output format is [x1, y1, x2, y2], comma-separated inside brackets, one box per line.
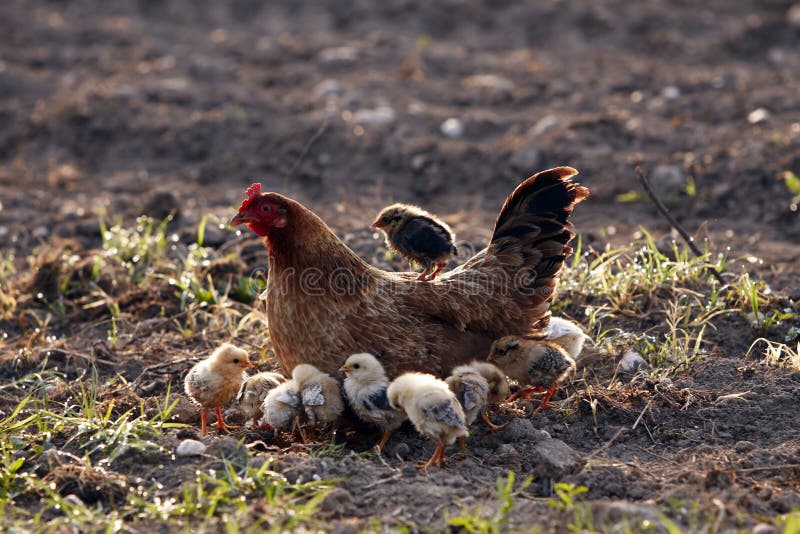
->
[235, 167, 588, 377]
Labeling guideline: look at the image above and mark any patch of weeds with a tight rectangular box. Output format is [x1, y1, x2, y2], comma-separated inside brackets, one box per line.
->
[0, 251, 16, 319]
[446, 471, 533, 534]
[548, 482, 593, 533]
[782, 170, 800, 212]
[747, 338, 800, 370]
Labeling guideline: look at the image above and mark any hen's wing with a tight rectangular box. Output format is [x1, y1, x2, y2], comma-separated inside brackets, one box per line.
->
[403, 167, 588, 334]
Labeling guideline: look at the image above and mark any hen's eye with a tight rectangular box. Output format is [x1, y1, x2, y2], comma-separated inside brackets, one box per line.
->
[233, 358, 240, 364]
[353, 363, 360, 369]
[262, 205, 271, 213]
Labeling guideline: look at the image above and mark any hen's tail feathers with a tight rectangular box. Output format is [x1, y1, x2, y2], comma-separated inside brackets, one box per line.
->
[491, 166, 590, 327]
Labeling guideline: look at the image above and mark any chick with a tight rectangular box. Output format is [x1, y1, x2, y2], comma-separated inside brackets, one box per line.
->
[387, 372, 468, 469]
[542, 316, 592, 359]
[371, 203, 457, 281]
[292, 364, 345, 432]
[446, 361, 510, 452]
[340, 353, 407, 452]
[184, 343, 253, 434]
[488, 337, 576, 410]
[236, 371, 285, 429]
[260, 379, 303, 434]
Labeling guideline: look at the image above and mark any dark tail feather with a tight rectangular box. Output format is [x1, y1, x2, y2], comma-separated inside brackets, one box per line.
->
[491, 166, 589, 328]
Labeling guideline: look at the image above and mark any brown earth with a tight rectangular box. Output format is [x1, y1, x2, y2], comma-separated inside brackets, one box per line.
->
[1, 0, 799, 531]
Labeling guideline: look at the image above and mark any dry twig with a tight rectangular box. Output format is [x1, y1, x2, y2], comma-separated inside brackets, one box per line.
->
[634, 166, 726, 286]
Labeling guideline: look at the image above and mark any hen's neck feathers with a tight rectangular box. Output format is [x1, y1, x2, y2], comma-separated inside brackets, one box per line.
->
[265, 198, 373, 275]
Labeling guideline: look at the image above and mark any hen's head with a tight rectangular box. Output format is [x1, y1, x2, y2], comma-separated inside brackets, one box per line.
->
[229, 183, 290, 237]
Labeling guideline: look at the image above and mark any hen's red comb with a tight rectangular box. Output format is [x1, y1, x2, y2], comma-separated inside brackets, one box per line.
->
[239, 183, 263, 211]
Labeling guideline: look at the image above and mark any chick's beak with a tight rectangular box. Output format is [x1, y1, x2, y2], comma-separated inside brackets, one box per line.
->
[370, 222, 379, 230]
[229, 210, 256, 227]
[243, 360, 255, 369]
[339, 365, 350, 374]
[486, 352, 495, 361]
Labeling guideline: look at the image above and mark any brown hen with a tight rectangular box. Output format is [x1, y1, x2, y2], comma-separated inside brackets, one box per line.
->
[229, 167, 588, 378]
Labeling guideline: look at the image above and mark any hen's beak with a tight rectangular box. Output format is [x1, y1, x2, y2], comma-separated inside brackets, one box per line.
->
[229, 211, 256, 227]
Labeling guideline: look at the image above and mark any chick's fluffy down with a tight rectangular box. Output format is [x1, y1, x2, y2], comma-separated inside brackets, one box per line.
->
[261, 380, 302, 430]
[184, 344, 249, 409]
[237, 372, 285, 424]
[293, 364, 345, 426]
[387, 373, 468, 445]
[342, 353, 406, 432]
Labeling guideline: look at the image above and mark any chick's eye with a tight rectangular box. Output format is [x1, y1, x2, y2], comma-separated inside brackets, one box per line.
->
[353, 363, 360, 369]
[262, 205, 271, 213]
[233, 358, 239, 364]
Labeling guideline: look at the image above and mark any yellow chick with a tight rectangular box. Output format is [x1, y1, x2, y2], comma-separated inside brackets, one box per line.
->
[340, 353, 407, 452]
[292, 364, 345, 430]
[488, 337, 575, 410]
[184, 343, 253, 434]
[542, 316, 592, 359]
[236, 371, 285, 428]
[260, 379, 303, 433]
[446, 361, 510, 452]
[387, 372, 468, 470]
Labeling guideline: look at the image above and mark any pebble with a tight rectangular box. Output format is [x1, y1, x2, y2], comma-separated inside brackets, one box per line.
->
[509, 141, 542, 173]
[748, 108, 770, 125]
[389, 442, 411, 460]
[353, 106, 396, 126]
[662, 85, 681, 100]
[462, 74, 515, 102]
[33, 226, 49, 239]
[440, 117, 465, 138]
[788, 4, 800, 28]
[176, 439, 206, 457]
[531, 439, 585, 478]
[318, 46, 358, 65]
[650, 164, 685, 197]
[618, 350, 649, 373]
[752, 523, 776, 534]
[734, 440, 757, 453]
[320, 487, 355, 513]
[496, 418, 551, 443]
[313, 79, 342, 99]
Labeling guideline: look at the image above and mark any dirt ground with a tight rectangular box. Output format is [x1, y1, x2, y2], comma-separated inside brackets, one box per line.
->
[1, 0, 799, 532]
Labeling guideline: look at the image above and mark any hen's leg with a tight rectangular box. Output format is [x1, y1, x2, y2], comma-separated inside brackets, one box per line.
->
[535, 386, 559, 412]
[377, 430, 393, 453]
[481, 410, 510, 432]
[200, 409, 208, 435]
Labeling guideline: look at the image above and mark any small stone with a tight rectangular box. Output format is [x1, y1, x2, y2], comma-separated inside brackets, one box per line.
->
[353, 106, 395, 126]
[509, 141, 542, 173]
[531, 439, 585, 479]
[497, 418, 551, 443]
[787, 4, 800, 28]
[409, 154, 431, 173]
[662, 86, 681, 100]
[440, 118, 465, 138]
[618, 350, 649, 373]
[168, 395, 198, 424]
[318, 46, 358, 65]
[734, 440, 757, 453]
[320, 487, 355, 513]
[748, 108, 770, 125]
[463, 74, 515, 102]
[33, 226, 49, 239]
[530, 115, 559, 136]
[650, 165, 685, 197]
[752, 523, 776, 534]
[389, 442, 411, 460]
[313, 79, 342, 99]
[496, 443, 519, 456]
[176, 439, 206, 457]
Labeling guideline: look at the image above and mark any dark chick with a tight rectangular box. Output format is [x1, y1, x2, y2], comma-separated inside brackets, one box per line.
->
[371, 203, 456, 281]
[488, 337, 575, 411]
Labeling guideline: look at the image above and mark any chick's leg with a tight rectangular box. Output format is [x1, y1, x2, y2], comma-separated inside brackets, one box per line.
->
[200, 409, 208, 435]
[377, 430, 393, 453]
[505, 385, 545, 403]
[535, 386, 559, 412]
[214, 406, 233, 432]
[460, 436, 468, 456]
[428, 262, 446, 280]
[415, 442, 445, 470]
[417, 264, 433, 281]
[481, 410, 510, 432]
